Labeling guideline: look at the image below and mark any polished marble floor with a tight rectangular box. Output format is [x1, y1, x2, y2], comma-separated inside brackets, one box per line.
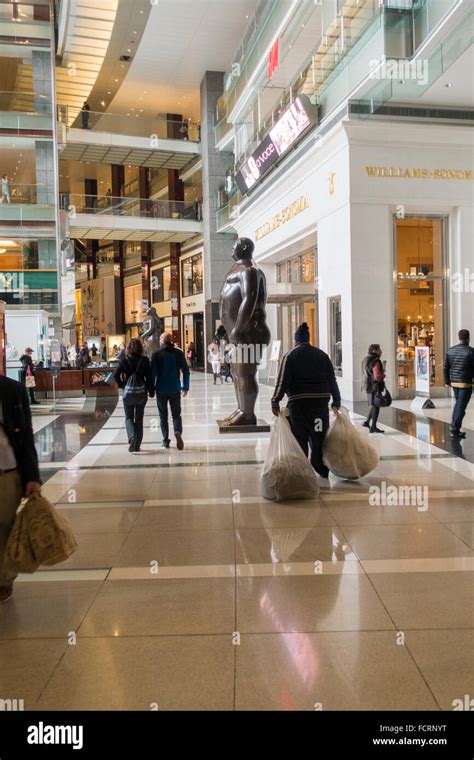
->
[1, 375, 473, 711]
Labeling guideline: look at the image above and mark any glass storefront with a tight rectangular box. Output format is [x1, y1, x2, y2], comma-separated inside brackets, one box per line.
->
[329, 296, 342, 375]
[182, 312, 204, 369]
[276, 249, 317, 355]
[394, 217, 447, 392]
[181, 253, 203, 297]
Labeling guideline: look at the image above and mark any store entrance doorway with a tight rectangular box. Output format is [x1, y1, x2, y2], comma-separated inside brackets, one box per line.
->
[394, 216, 447, 396]
[183, 312, 204, 370]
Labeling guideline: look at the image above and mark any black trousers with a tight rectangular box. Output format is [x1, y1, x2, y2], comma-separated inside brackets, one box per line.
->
[123, 400, 146, 446]
[452, 386, 472, 432]
[288, 399, 329, 477]
[365, 396, 380, 431]
[156, 393, 182, 444]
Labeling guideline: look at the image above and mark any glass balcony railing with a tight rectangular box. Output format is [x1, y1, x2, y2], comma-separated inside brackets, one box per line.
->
[61, 194, 202, 222]
[0, 90, 53, 114]
[351, 7, 474, 118]
[57, 106, 200, 142]
[0, 183, 55, 205]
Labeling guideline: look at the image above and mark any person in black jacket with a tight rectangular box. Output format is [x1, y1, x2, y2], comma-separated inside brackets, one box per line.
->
[19, 347, 39, 405]
[114, 338, 154, 452]
[444, 329, 474, 438]
[361, 344, 386, 434]
[271, 323, 341, 478]
[0, 375, 41, 603]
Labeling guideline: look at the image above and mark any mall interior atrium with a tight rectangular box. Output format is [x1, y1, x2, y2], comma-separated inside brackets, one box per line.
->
[0, 0, 473, 730]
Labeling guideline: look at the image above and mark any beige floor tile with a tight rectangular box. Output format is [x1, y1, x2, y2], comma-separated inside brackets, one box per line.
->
[51, 531, 129, 570]
[79, 578, 235, 636]
[341, 523, 473, 560]
[115, 526, 235, 566]
[57, 506, 140, 534]
[135, 503, 233, 530]
[427, 497, 474, 523]
[36, 636, 234, 710]
[146, 478, 232, 500]
[444, 523, 474, 549]
[324, 500, 437, 526]
[368, 572, 474, 629]
[235, 527, 356, 564]
[0, 639, 67, 706]
[233, 501, 335, 529]
[57, 469, 156, 503]
[0, 582, 103, 639]
[407, 630, 474, 710]
[236, 575, 394, 633]
[235, 632, 438, 710]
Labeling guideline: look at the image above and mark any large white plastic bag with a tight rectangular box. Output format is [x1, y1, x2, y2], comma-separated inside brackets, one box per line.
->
[261, 412, 320, 501]
[323, 407, 379, 479]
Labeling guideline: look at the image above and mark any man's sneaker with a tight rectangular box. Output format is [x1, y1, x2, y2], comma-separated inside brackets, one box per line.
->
[370, 427, 385, 434]
[175, 432, 184, 450]
[362, 421, 370, 428]
[0, 585, 13, 604]
[128, 437, 136, 452]
[162, 441, 170, 448]
[450, 430, 466, 439]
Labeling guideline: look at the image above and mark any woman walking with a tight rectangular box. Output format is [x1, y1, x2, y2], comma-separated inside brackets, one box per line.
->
[114, 338, 154, 452]
[362, 343, 385, 433]
[208, 339, 223, 385]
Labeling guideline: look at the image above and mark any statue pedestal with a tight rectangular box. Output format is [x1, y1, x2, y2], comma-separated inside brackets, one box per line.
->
[217, 419, 270, 434]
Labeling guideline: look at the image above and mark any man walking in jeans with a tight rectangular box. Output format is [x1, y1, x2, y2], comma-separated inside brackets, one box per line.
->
[151, 332, 190, 449]
[444, 329, 474, 439]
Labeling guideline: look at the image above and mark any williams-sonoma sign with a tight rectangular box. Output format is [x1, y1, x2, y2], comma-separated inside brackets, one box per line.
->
[365, 166, 473, 180]
[255, 195, 309, 241]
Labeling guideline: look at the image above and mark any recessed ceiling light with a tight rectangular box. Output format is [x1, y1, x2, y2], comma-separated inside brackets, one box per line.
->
[107, 91, 112, 94]
[114, 78, 119, 82]
[101, 101, 105, 106]
[444, 82, 452, 88]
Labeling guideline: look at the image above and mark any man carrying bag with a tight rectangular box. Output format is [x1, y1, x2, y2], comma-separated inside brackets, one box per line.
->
[0, 375, 41, 603]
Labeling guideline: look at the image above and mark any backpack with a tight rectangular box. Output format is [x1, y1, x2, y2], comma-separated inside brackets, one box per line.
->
[122, 357, 147, 405]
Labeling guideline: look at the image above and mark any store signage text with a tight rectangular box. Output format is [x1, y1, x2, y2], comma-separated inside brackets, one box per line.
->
[236, 95, 317, 195]
[365, 166, 473, 180]
[0, 272, 24, 290]
[255, 195, 309, 241]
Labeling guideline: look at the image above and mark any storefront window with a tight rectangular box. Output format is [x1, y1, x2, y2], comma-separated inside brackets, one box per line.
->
[181, 254, 203, 297]
[329, 296, 342, 375]
[151, 266, 171, 302]
[395, 217, 446, 390]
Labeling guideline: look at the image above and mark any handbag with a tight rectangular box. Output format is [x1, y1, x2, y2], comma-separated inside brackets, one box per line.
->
[122, 356, 147, 405]
[25, 367, 36, 388]
[4, 493, 77, 574]
[372, 383, 392, 408]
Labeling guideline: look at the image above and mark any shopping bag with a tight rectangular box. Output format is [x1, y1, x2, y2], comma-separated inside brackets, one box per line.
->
[25, 368, 36, 389]
[261, 412, 319, 501]
[4, 494, 78, 574]
[323, 407, 379, 480]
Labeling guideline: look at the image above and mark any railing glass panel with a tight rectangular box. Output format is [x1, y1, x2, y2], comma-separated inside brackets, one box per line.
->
[61, 194, 202, 221]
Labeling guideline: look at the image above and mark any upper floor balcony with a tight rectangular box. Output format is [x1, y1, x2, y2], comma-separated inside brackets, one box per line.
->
[57, 108, 200, 170]
[61, 193, 203, 244]
[0, 91, 54, 136]
[220, 0, 462, 171]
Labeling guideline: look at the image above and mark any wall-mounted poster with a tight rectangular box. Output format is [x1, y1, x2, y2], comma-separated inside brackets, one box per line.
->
[81, 281, 101, 336]
[415, 346, 430, 394]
